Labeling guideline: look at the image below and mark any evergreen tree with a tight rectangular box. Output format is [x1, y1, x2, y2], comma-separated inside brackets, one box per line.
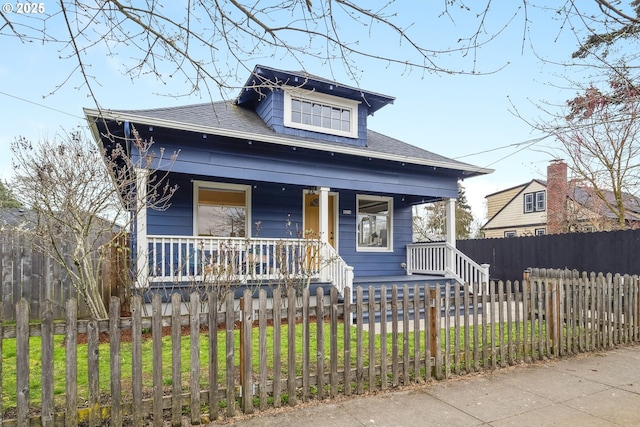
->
[0, 180, 21, 208]
[413, 182, 474, 241]
[456, 184, 474, 239]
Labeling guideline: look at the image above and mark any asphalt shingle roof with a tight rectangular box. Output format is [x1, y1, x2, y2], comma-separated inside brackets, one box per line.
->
[97, 101, 489, 175]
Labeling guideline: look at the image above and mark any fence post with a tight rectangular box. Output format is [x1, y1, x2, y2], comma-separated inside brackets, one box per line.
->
[66, 298, 78, 427]
[190, 293, 202, 423]
[429, 288, 437, 369]
[241, 291, 254, 414]
[109, 297, 122, 427]
[548, 279, 562, 357]
[239, 295, 244, 401]
[225, 293, 236, 417]
[16, 299, 30, 427]
[0, 301, 3, 427]
[41, 300, 54, 427]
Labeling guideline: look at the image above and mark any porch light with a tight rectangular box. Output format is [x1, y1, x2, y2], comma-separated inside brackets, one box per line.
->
[202, 134, 207, 139]
[149, 126, 153, 131]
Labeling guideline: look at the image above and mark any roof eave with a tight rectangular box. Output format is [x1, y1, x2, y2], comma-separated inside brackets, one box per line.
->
[84, 108, 493, 177]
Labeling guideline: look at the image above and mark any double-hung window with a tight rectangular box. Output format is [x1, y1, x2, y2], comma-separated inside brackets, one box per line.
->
[535, 191, 546, 211]
[356, 195, 392, 251]
[194, 182, 251, 237]
[524, 191, 546, 213]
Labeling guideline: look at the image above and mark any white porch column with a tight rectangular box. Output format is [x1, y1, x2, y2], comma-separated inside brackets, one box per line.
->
[445, 197, 456, 277]
[135, 168, 149, 288]
[318, 186, 330, 281]
[318, 186, 330, 244]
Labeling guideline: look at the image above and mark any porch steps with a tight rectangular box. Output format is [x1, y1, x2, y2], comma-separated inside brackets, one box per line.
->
[352, 275, 481, 323]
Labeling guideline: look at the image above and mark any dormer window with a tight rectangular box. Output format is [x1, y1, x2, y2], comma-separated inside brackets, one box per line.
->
[524, 191, 546, 213]
[284, 88, 359, 138]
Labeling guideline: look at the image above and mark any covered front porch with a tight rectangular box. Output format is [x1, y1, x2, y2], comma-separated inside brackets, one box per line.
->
[139, 233, 490, 299]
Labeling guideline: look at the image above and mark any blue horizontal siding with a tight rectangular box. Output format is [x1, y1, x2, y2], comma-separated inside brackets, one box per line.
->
[145, 178, 412, 277]
[251, 183, 304, 239]
[336, 191, 412, 277]
[147, 173, 193, 235]
[132, 133, 457, 199]
[147, 175, 307, 239]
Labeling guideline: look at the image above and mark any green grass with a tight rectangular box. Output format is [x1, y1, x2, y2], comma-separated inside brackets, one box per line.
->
[2, 319, 556, 414]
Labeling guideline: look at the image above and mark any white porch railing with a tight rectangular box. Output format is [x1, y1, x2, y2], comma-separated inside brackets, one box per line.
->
[145, 235, 353, 296]
[406, 242, 490, 293]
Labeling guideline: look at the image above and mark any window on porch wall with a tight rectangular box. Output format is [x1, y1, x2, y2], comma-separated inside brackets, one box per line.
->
[196, 186, 248, 237]
[357, 195, 393, 251]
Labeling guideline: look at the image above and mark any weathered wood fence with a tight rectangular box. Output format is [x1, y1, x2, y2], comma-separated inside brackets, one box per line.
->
[0, 229, 128, 321]
[2, 269, 639, 426]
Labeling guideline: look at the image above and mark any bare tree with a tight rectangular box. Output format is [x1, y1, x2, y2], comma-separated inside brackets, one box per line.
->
[1, 1, 534, 107]
[564, 182, 623, 232]
[549, 70, 640, 229]
[571, 1, 640, 60]
[9, 129, 178, 319]
[3, 2, 640, 103]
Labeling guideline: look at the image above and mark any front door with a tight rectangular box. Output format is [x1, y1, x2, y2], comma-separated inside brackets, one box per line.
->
[304, 192, 336, 248]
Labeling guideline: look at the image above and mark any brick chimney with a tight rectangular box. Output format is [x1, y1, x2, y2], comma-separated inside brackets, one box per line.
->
[547, 160, 568, 234]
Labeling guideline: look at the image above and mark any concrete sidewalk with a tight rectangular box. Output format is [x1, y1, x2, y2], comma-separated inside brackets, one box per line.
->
[212, 345, 640, 427]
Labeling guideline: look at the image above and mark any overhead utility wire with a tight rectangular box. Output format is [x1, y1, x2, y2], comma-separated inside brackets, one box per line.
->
[452, 135, 549, 161]
[482, 135, 550, 168]
[0, 91, 85, 120]
[2, 89, 552, 171]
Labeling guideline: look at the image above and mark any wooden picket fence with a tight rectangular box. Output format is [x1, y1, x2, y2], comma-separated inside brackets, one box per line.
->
[2, 270, 639, 426]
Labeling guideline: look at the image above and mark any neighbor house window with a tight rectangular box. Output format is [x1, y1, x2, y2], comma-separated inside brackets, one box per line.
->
[504, 231, 517, 238]
[535, 191, 546, 211]
[535, 228, 546, 236]
[284, 89, 359, 138]
[357, 195, 392, 251]
[194, 182, 251, 237]
[524, 191, 546, 213]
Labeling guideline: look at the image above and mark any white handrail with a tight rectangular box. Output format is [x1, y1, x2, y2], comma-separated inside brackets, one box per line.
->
[406, 242, 490, 294]
[322, 243, 354, 298]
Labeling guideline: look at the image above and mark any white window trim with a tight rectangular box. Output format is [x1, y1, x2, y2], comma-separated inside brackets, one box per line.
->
[193, 181, 252, 237]
[524, 193, 534, 213]
[356, 194, 393, 253]
[535, 191, 546, 211]
[283, 87, 359, 138]
[525, 190, 546, 213]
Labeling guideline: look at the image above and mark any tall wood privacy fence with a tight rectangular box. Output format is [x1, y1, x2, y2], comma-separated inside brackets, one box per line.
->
[457, 229, 640, 282]
[2, 270, 640, 426]
[0, 229, 128, 321]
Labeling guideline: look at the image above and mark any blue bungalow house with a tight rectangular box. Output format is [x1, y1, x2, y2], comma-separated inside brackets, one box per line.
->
[85, 65, 492, 300]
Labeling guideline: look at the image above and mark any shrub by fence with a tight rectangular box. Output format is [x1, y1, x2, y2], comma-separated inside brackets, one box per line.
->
[2, 270, 639, 426]
[0, 229, 127, 321]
